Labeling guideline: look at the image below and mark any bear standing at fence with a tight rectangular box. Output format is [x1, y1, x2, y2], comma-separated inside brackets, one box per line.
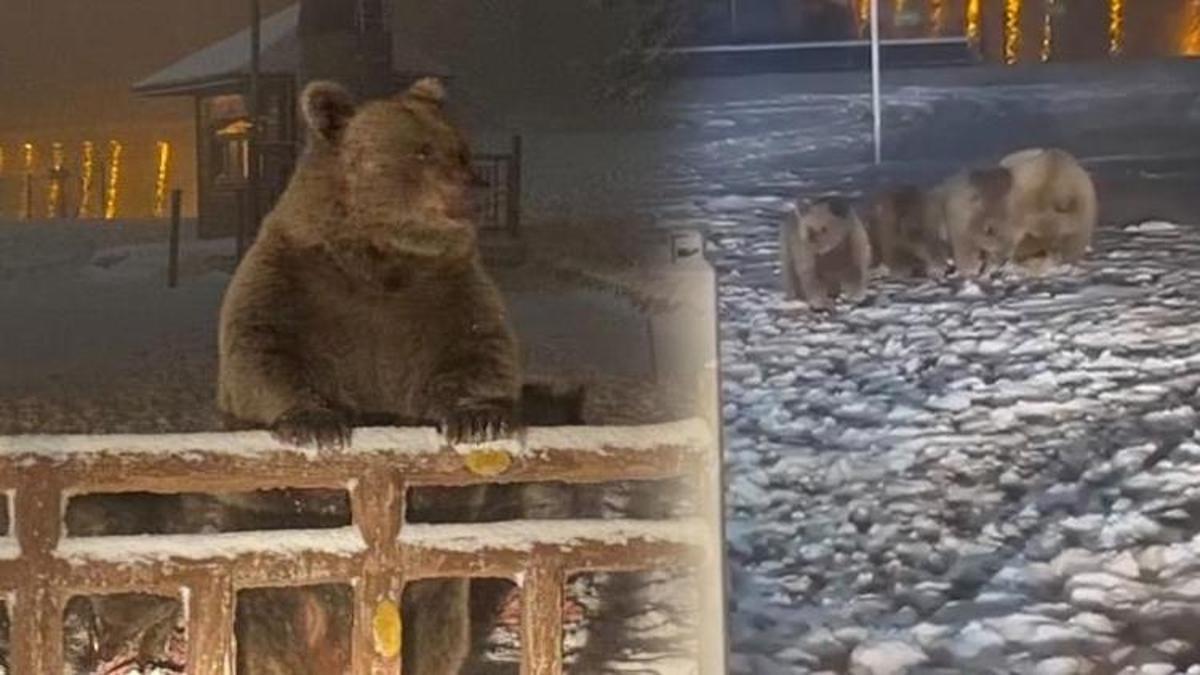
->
[216, 77, 521, 674]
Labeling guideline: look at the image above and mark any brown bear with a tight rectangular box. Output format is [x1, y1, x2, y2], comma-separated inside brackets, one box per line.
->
[929, 166, 1015, 278]
[863, 184, 949, 279]
[216, 77, 521, 675]
[998, 147, 1097, 268]
[779, 196, 872, 308]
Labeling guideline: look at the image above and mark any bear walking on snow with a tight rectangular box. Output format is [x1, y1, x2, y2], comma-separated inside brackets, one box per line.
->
[780, 196, 872, 309]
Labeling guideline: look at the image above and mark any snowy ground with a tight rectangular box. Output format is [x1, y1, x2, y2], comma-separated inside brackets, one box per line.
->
[649, 60, 1200, 674]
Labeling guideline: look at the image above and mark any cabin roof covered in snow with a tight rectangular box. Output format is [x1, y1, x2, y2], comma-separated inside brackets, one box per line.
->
[132, 2, 448, 97]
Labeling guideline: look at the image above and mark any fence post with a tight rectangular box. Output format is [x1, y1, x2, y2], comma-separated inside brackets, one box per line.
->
[507, 134, 522, 237]
[11, 467, 66, 675]
[521, 557, 565, 675]
[168, 189, 182, 288]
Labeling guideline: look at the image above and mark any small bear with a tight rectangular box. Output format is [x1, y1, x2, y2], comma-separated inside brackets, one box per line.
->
[780, 196, 872, 308]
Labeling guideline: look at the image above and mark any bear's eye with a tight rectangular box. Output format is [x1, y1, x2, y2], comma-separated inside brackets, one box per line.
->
[414, 143, 433, 161]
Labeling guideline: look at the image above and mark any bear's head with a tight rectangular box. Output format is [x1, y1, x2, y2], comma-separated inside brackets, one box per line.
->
[796, 196, 855, 255]
[300, 78, 479, 278]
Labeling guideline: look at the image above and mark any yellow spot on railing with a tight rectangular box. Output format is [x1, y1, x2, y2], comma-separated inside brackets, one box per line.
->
[79, 142, 95, 219]
[372, 599, 401, 658]
[966, 0, 982, 46]
[1040, 0, 1054, 62]
[154, 141, 171, 218]
[47, 142, 64, 218]
[1004, 0, 1022, 65]
[1108, 0, 1124, 57]
[1185, 0, 1200, 56]
[464, 448, 513, 477]
[104, 140, 121, 220]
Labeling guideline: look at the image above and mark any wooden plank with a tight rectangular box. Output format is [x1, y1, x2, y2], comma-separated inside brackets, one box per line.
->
[520, 555, 564, 675]
[0, 420, 709, 494]
[187, 568, 235, 675]
[10, 467, 65, 674]
[350, 469, 404, 675]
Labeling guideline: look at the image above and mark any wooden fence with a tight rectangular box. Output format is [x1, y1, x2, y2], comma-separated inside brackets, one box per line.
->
[0, 419, 716, 674]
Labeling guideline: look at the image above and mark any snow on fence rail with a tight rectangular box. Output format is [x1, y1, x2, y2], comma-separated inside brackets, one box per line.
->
[0, 419, 714, 675]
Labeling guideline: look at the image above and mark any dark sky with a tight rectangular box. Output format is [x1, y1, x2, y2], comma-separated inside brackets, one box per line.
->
[0, 0, 293, 137]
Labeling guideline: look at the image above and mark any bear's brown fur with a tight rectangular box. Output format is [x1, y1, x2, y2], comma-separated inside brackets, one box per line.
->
[929, 166, 1015, 277]
[863, 185, 948, 278]
[217, 77, 520, 447]
[780, 196, 872, 308]
[998, 147, 1097, 268]
[216, 77, 520, 675]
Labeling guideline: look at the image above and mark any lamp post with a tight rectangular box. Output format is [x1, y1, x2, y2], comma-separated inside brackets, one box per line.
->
[870, 0, 882, 165]
[242, 0, 262, 260]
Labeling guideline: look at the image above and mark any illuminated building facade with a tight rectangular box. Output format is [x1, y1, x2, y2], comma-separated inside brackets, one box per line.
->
[133, 1, 444, 238]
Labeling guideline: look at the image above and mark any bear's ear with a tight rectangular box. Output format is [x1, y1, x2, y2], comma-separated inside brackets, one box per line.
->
[403, 77, 446, 106]
[301, 80, 356, 144]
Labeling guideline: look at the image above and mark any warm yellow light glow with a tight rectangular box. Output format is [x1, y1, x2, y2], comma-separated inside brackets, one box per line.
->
[104, 140, 121, 220]
[47, 142, 64, 218]
[1185, 0, 1200, 55]
[856, 0, 870, 37]
[1108, 0, 1124, 56]
[1041, 0, 1054, 62]
[153, 141, 171, 218]
[967, 0, 982, 45]
[79, 141, 95, 218]
[21, 143, 34, 220]
[1004, 0, 1022, 65]
[931, 0, 945, 36]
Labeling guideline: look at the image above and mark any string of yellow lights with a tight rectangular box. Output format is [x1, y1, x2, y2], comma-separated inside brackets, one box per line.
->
[79, 141, 95, 219]
[153, 141, 171, 218]
[104, 140, 122, 220]
[1184, 0, 1200, 55]
[931, 0, 945, 36]
[20, 143, 34, 220]
[967, 0, 982, 46]
[1004, 0, 1021, 65]
[1108, 0, 1124, 56]
[47, 142, 64, 218]
[1041, 0, 1054, 63]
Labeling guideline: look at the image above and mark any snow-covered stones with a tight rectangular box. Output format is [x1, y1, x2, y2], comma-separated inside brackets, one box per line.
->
[848, 640, 928, 675]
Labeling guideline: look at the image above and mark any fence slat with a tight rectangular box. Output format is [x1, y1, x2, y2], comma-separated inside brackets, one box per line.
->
[351, 469, 405, 674]
[521, 555, 564, 675]
[11, 466, 64, 674]
[187, 568, 235, 675]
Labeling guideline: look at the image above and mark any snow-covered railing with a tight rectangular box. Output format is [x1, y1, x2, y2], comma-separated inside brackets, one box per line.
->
[0, 419, 715, 675]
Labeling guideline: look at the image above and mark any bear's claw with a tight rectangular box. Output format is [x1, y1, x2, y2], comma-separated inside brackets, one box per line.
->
[272, 407, 353, 451]
[439, 404, 515, 445]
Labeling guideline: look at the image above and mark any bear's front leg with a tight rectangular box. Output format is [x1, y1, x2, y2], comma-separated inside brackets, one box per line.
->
[422, 303, 521, 445]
